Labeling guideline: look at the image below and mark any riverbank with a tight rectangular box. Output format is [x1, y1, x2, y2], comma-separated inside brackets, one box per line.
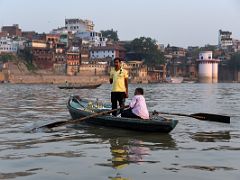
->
[1, 61, 109, 84]
[8, 74, 109, 84]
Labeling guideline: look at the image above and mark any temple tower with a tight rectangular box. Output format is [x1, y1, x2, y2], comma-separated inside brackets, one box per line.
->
[197, 51, 220, 83]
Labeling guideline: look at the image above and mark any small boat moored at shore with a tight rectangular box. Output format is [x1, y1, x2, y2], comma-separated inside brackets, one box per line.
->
[58, 84, 101, 89]
[67, 96, 178, 133]
[166, 76, 184, 83]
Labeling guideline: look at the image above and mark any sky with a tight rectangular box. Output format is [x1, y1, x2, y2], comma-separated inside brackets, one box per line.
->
[0, 0, 239, 47]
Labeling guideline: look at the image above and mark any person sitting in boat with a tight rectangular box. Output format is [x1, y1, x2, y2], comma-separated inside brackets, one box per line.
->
[65, 80, 69, 87]
[121, 88, 149, 120]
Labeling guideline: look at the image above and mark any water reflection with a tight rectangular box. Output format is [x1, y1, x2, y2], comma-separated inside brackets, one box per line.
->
[191, 131, 231, 142]
[0, 168, 42, 179]
[109, 138, 152, 169]
[0, 171, 35, 179]
[108, 174, 130, 180]
[74, 125, 177, 169]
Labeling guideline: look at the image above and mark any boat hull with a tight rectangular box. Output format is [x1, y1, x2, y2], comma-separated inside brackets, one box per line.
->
[166, 77, 183, 83]
[67, 96, 178, 133]
[58, 84, 101, 89]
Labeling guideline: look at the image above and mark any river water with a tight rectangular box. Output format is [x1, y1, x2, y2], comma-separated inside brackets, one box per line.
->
[0, 83, 239, 180]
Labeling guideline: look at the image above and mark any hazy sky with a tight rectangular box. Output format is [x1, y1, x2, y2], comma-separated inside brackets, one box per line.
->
[0, 0, 239, 47]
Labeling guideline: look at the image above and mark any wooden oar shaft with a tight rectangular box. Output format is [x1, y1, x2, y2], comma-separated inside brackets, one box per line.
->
[32, 105, 129, 131]
[157, 112, 204, 119]
[62, 105, 128, 126]
[158, 112, 193, 118]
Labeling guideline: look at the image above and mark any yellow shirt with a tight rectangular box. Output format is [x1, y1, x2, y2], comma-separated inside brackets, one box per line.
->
[110, 68, 128, 92]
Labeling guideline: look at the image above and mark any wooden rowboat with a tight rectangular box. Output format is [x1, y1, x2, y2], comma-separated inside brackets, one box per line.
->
[67, 96, 178, 133]
[58, 84, 101, 89]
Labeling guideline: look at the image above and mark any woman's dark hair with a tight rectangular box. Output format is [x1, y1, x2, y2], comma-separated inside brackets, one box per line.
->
[136, 87, 144, 95]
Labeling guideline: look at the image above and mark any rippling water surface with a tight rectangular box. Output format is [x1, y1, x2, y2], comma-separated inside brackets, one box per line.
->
[0, 83, 239, 180]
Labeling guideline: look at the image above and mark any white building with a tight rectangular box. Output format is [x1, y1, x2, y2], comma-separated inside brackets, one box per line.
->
[50, 27, 68, 35]
[75, 31, 107, 47]
[218, 29, 233, 49]
[65, 18, 94, 33]
[197, 51, 220, 83]
[90, 45, 126, 61]
[157, 43, 165, 52]
[0, 37, 18, 54]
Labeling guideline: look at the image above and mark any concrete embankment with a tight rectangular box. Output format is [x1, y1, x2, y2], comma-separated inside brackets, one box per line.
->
[8, 74, 109, 84]
[2, 61, 108, 84]
[0, 72, 4, 82]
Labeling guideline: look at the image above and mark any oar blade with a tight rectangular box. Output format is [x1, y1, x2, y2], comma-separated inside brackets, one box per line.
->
[191, 113, 230, 123]
[42, 121, 68, 129]
[31, 120, 68, 132]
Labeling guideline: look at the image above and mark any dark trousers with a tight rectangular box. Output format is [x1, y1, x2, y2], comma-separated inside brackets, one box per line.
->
[111, 92, 125, 116]
[121, 108, 141, 119]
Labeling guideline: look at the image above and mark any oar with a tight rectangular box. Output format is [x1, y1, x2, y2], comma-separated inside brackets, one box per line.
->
[31, 105, 129, 132]
[154, 111, 230, 123]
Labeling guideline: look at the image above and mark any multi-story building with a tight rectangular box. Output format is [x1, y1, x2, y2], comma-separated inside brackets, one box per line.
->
[53, 44, 66, 74]
[31, 46, 55, 69]
[65, 18, 94, 33]
[59, 33, 69, 47]
[148, 65, 166, 83]
[218, 29, 233, 49]
[232, 39, 240, 52]
[50, 27, 68, 35]
[165, 46, 187, 58]
[32, 33, 60, 44]
[1, 24, 22, 37]
[0, 31, 8, 37]
[124, 60, 148, 83]
[22, 31, 36, 40]
[75, 31, 107, 47]
[25, 39, 54, 69]
[0, 37, 18, 54]
[66, 52, 80, 75]
[26, 39, 47, 48]
[46, 34, 60, 48]
[54, 44, 66, 64]
[90, 45, 126, 61]
[80, 45, 90, 64]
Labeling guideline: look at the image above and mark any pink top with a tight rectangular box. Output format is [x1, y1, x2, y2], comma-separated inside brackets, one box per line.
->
[129, 95, 149, 119]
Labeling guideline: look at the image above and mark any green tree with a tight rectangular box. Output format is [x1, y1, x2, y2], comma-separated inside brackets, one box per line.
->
[201, 45, 217, 52]
[0, 54, 16, 63]
[229, 53, 240, 70]
[100, 29, 119, 41]
[18, 48, 36, 71]
[126, 37, 165, 65]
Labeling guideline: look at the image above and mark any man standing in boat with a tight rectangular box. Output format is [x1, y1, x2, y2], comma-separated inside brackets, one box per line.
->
[110, 57, 128, 116]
